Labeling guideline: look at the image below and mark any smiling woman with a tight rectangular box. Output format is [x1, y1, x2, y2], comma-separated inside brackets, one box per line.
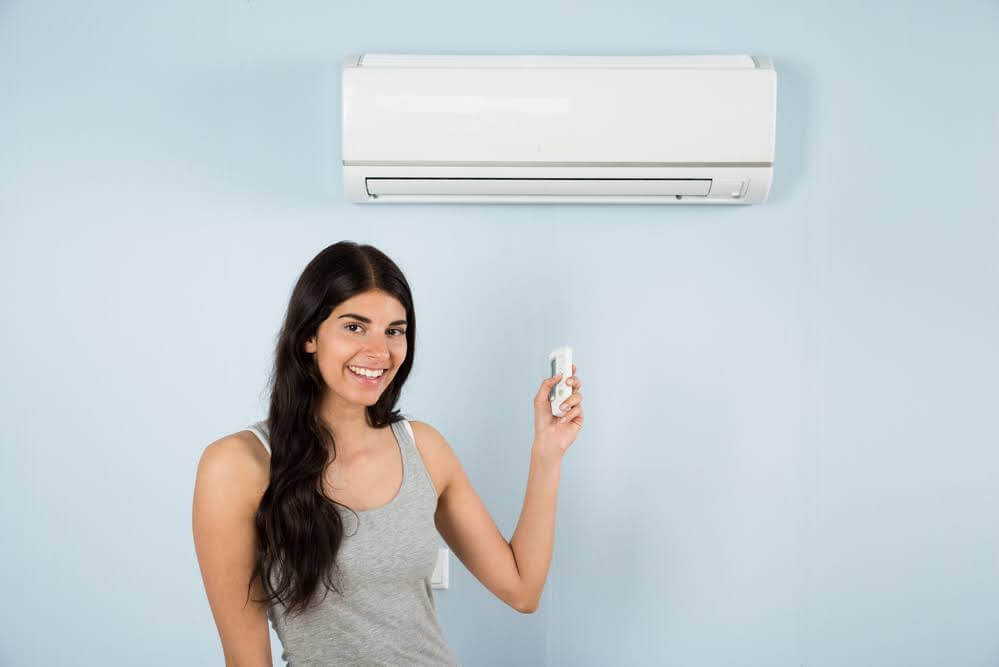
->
[192, 241, 464, 666]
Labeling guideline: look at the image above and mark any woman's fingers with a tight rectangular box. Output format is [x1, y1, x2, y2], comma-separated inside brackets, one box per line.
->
[559, 393, 582, 412]
[559, 404, 583, 423]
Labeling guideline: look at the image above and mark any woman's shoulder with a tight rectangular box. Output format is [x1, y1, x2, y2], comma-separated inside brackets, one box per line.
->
[405, 419, 458, 499]
[406, 419, 438, 442]
[197, 430, 271, 509]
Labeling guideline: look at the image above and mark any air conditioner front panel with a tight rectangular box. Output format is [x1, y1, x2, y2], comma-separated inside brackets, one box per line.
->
[343, 67, 775, 165]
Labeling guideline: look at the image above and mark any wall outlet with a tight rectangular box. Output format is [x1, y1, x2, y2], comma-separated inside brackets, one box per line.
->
[431, 547, 449, 589]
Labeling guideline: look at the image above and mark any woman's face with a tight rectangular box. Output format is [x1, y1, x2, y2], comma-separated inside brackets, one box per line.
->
[305, 289, 408, 405]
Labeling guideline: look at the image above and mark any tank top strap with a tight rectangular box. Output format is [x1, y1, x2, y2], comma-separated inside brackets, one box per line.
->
[390, 418, 417, 475]
[245, 421, 271, 455]
[391, 418, 438, 505]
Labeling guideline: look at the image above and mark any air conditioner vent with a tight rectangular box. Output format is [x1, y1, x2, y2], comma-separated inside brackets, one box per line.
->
[365, 178, 712, 197]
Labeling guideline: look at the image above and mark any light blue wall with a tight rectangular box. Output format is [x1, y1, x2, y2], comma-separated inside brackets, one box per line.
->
[2, 1, 997, 665]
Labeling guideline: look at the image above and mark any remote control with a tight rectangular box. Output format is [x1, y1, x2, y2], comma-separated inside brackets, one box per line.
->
[548, 346, 573, 417]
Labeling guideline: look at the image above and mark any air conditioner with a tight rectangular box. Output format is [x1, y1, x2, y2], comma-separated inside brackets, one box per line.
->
[342, 54, 776, 204]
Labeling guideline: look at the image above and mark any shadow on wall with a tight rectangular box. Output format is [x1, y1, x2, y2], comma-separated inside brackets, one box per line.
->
[770, 55, 808, 202]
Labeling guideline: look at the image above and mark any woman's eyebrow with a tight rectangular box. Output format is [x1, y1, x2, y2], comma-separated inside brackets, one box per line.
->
[337, 313, 408, 326]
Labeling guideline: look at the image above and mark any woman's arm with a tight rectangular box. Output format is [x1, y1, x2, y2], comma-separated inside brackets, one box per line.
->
[509, 450, 562, 612]
[193, 435, 273, 667]
[511, 366, 583, 611]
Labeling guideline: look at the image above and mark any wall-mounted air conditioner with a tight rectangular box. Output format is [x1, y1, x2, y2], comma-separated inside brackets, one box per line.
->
[342, 54, 776, 204]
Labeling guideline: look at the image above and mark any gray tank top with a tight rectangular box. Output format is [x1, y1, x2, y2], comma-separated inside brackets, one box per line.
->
[245, 419, 460, 666]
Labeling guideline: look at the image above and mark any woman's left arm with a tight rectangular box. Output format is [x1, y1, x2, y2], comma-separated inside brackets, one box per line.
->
[510, 365, 584, 612]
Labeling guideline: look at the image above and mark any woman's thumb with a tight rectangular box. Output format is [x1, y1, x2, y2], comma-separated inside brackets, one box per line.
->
[537, 373, 562, 402]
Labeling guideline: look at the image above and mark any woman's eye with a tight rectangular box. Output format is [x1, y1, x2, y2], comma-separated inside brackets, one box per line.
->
[345, 323, 406, 336]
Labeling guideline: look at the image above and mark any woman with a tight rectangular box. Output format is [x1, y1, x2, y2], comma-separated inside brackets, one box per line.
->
[192, 241, 584, 665]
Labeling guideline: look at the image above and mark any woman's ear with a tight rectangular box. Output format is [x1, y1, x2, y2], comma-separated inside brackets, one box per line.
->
[304, 336, 317, 354]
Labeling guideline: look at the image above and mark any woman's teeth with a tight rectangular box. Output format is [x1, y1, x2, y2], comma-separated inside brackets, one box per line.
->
[348, 365, 385, 379]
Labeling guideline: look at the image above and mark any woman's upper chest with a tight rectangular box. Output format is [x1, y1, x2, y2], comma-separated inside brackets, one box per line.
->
[322, 426, 445, 510]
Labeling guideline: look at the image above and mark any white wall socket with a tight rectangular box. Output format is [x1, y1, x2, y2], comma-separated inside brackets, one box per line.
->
[431, 547, 449, 589]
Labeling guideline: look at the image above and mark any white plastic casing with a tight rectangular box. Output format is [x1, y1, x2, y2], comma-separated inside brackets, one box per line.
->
[342, 54, 776, 204]
[430, 547, 449, 589]
[548, 346, 573, 417]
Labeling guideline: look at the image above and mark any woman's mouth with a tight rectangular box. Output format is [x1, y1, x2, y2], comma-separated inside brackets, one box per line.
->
[347, 365, 387, 387]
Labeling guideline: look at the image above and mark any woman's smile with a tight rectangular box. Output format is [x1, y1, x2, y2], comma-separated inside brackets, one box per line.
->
[346, 365, 387, 387]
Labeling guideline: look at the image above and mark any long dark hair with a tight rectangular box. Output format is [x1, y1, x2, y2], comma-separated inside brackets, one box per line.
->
[247, 241, 416, 618]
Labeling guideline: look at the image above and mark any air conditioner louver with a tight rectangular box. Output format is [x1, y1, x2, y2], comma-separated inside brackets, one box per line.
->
[365, 178, 712, 197]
